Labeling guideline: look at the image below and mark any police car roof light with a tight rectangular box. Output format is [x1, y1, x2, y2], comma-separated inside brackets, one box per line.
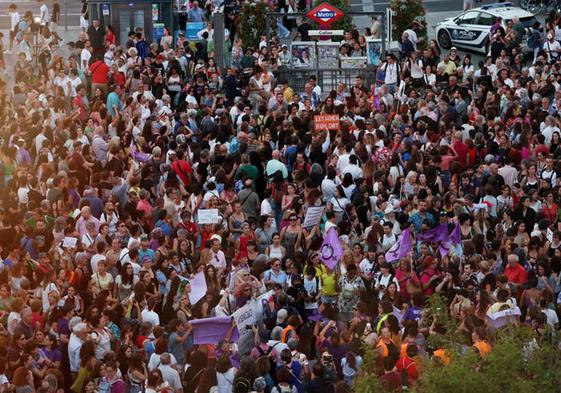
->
[480, 2, 513, 9]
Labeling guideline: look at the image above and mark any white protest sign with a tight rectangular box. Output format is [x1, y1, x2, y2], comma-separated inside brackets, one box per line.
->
[303, 206, 324, 228]
[233, 300, 257, 355]
[197, 208, 219, 224]
[189, 272, 208, 305]
[487, 307, 521, 329]
[63, 237, 78, 248]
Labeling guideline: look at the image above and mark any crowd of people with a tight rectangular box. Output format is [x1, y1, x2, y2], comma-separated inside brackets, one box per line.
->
[1, 0, 561, 392]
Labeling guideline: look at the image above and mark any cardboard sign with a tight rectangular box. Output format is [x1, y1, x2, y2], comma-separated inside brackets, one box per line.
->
[232, 301, 257, 355]
[63, 237, 78, 248]
[303, 206, 324, 228]
[197, 208, 219, 224]
[314, 114, 340, 131]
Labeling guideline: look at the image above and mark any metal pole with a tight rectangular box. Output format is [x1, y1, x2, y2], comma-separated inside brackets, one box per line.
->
[212, 11, 225, 70]
[65, 0, 68, 31]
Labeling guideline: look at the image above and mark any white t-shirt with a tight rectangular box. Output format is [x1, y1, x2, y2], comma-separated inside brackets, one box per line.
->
[141, 308, 160, 327]
[374, 273, 400, 299]
[148, 353, 177, 372]
[303, 276, 321, 310]
[40, 4, 49, 24]
[91, 328, 112, 360]
[80, 50, 92, 70]
[10, 11, 20, 31]
[17, 186, 30, 205]
[158, 365, 182, 392]
[542, 308, 559, 328]
[544, 39, 561, 62]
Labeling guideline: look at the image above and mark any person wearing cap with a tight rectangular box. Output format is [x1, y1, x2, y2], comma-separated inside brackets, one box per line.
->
[448, 46, 460, 66]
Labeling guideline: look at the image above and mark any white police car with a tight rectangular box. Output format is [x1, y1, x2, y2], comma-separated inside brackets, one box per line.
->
[435, 2, 537, 53]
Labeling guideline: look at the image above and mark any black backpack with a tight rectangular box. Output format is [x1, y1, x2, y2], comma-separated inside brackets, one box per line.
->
[400, 357, 414, 390]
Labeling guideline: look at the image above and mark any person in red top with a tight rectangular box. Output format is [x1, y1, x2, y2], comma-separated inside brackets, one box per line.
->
[504, 254, 528, 292]
[395, 344, 419, 388]
[89, 56, 110, 97]
[175, 211, 198, 237]
[72, 85, 90, 123]
[452, 130, 469, 168]
[170, 150, 192, 188]
[105, 25, 116, 47]
[109, 63, 126, 88]
[379, 354, 402, 392]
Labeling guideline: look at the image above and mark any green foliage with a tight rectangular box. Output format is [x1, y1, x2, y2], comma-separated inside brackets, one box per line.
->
[389, 0, 428, 50]
[354, 294, 561, 393]
[238, 0, 268, 49]
[312, 0, 353, 33]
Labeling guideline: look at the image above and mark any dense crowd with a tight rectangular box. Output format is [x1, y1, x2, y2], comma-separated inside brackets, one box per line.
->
[1, 0, 561, 392]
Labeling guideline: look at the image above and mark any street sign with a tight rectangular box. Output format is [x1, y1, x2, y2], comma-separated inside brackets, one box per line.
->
[306, 3, 345, 27]
[308, 30, 344, 36]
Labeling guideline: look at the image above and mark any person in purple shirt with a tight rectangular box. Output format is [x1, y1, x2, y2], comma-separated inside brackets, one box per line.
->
[81, 190, 104, 218]
[20, 227, 38, 260]
[42, 333, 62, 368]
[14, 139, 32, 165]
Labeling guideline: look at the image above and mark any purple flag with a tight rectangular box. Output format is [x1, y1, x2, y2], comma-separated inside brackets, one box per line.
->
[385, 228, 412, 262]
[320, 228, 344, 270]
[189, 317, 239, 345]
[438, 222, 461, 257]
[416, 224, 449, 243]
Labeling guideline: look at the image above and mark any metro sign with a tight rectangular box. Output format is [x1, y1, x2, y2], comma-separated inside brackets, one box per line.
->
[307, 3, 345, 27]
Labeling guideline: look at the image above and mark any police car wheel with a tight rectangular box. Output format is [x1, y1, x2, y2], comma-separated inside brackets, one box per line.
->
[437, 29, 452, 50]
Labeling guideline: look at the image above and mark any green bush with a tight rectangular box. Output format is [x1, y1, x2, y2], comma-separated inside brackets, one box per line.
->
[354, 294, 561, 393]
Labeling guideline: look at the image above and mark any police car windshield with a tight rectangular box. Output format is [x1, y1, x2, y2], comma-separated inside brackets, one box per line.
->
[507, 16, 538, 28]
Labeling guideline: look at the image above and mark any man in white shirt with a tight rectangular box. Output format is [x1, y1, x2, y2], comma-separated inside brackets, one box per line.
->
[39, 0, 50, 26]
[210, 237, 227, 275]
[68, 323, 88, 374]
[321, 167, 340, 201]
[381, 54, 399, 93]
[141, 297, 160, 327]
[158, 353, 183, 392]
[341, 155, 363, 180]
[78, 42, 92, 70]
[543, 33, 561, 63]
[8, 4, 20, 52]
[540, 115, 559, 146]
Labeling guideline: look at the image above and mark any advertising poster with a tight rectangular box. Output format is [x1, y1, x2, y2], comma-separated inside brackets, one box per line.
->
[291, 42, 317, 68]
[317, 42, 340, 69]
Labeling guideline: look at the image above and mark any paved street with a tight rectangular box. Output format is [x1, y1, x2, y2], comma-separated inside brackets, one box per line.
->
[0, 0, 82, 29]
[350, 0, 465, 13]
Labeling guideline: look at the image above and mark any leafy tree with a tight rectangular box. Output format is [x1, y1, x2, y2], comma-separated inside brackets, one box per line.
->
[389, 0, 428, 50]
[238, 1, 268, 48]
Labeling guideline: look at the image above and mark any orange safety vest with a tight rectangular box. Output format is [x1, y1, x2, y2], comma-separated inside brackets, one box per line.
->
[400, 341, 419, 358]
[432, 348, 451, 365]
[281, 325, 295, 343]
[376, 338, 396, 358]
[473, 341, 492, 357]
